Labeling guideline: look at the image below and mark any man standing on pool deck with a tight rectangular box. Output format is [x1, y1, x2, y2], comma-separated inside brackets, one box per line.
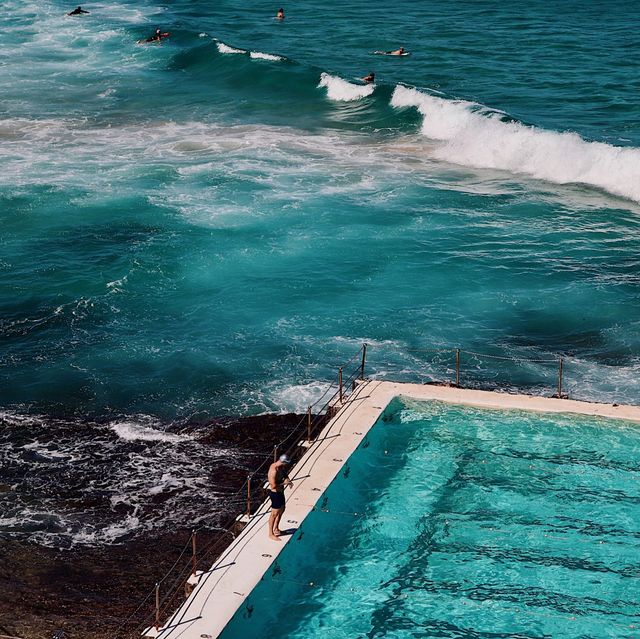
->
[267, 454, 293, 541]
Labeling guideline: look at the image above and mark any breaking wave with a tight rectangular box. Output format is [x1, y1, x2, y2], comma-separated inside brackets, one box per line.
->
[216, 41, 244, 55]
[216, 40, 284, 61]
[318, 72, 375, 102]
[249, 51, 284, 61]
[391, 85, 640, 203]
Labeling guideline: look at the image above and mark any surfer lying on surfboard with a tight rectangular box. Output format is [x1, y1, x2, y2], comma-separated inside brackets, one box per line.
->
[138, 28, 170, 44]
[68, 6, 89, 15]
[374, 47, 409, 56]
[362, 71, 375, 83]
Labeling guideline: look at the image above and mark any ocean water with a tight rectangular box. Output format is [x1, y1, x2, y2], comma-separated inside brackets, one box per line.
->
[1, 0, 640, 547]
[2, 0, 640, 419]
[220, 399, 640, 639]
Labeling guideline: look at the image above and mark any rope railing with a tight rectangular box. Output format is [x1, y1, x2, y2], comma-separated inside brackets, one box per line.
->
[370, 345, 571, 399]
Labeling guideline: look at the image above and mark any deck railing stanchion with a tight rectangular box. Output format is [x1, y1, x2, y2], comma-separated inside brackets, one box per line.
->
[360, 343, 367, 380]
[307, 406, 312, 442]
[191, 530, 197, 576]
[557, 357, 564, 398]
[154, 582, 160, 629]
[273, 445, 278, 462]
[455, 349, 460, 387]
[339, 367, 343, 403]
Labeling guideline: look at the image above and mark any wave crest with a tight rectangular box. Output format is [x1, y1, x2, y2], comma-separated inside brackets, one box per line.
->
[216, 41, 244, 54]
[250, 51, 284, 61]
[391, 85, 640, 203]
[215, 40, 284, 61]
[318, 72, 374, 102]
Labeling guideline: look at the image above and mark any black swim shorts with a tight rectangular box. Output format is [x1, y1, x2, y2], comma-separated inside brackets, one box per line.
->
[268, 490, 285, 509]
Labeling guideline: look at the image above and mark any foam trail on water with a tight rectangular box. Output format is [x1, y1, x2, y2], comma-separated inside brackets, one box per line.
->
[391, 85, 640, 203]
[318, 72, 374, 102]
[110, 420, 190, 442]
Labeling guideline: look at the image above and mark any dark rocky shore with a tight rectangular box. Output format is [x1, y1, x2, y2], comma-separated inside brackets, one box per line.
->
[0, 413, 308, 639]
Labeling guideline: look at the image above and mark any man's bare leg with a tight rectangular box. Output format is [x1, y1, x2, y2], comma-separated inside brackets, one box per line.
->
[268, 509, 281, 541]
[274, 506, 285, 535]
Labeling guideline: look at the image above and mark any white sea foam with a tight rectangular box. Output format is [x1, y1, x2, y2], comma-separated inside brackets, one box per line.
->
[0, 411, 230, 548]
[391, 85, 640, 203]
[216, 41, 245, 55]
[318, 72, 375, 102]
[106, 274, 128, 293]
[270, 381, 336, 413]
[1, 115, 637, 220]
[59, 514, 142, 547]
[22, 441, 71, 460]
[0, 410, 45, 427]
[109, 420, 189, 443]
[148, 474, 195, 495]
[249, 51, 284, 61]
[97, 87, 116, 99]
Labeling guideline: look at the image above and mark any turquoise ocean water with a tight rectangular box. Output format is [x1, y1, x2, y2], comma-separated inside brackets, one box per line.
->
[2, 0, 640, 420]
[220, 400, 640, 638]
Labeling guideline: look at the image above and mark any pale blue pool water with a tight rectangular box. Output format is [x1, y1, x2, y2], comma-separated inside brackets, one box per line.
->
[220, 399, 640, 638]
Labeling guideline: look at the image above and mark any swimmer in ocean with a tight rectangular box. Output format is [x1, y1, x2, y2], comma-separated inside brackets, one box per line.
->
[276, 7, 285, 19]
[139, 28, 170, 43]
[362, 71, 375, 83]
[68, 6, 89, 15]
[388, 47, 405, 55]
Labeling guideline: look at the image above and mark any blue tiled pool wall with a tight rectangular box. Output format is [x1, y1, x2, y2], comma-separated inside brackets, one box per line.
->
[219, 399, 406, 638]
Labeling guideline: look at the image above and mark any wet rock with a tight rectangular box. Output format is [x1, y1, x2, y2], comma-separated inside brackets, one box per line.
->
[0, 413, 306, 638]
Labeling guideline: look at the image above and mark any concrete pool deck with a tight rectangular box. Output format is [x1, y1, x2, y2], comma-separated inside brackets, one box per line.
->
[144, 381, 640, 639]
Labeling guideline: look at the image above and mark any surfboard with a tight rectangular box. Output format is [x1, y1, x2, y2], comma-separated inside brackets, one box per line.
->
[137, 32, 170, 44]
[373, 51, 411, 56]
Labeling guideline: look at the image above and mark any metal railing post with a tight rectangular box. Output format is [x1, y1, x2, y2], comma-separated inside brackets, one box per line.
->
[360, 343, 367, 380]
[191, 530, 197, 576]
[339, 367, 343, 403]
[455, 349, 460, 387]
[557, 357, 564, 398]
[273, 445, 278, 462]
[307, 406, 312, 442]
[155, 582, 160, 629]
[245, 475, 252, 519]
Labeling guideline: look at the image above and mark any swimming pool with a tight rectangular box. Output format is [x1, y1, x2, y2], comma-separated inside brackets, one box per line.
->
[219, 397, 640, 638]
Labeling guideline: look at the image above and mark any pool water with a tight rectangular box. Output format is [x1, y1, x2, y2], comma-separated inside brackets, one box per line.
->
[220, 399, 640, 638]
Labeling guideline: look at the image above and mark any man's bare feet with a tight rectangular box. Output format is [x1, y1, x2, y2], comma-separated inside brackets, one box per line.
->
[274, 529, 283, 536]
[269, 533, 282, 541]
